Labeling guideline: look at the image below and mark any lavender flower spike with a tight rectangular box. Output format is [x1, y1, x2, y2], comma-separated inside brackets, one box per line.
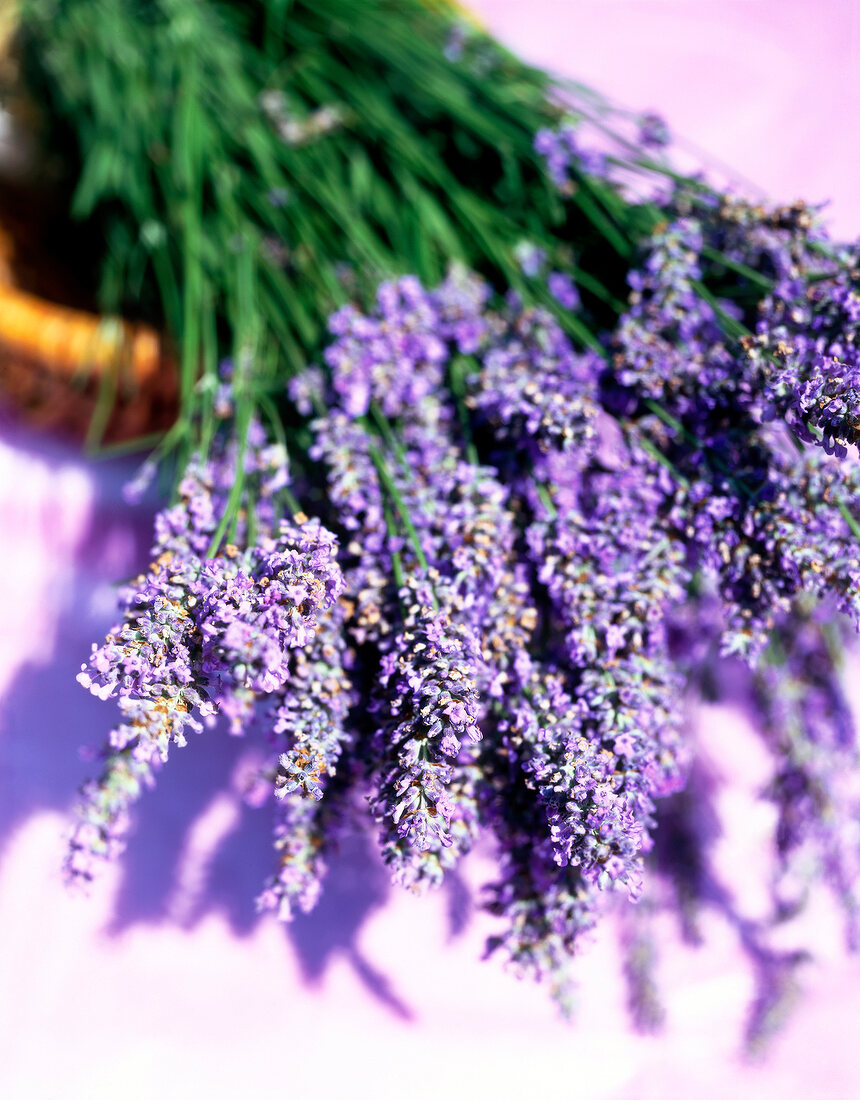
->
[371, 595, 482, 888]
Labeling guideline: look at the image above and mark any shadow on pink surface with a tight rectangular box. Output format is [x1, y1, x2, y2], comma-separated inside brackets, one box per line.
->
[4, 434, 860, 1096]
[0, 426, 430, 1019]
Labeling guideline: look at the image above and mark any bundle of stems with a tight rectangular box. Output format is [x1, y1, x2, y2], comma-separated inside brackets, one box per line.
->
[15, 0, 675, 474]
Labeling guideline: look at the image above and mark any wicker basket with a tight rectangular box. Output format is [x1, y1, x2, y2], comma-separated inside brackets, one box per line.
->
[0, 4, 176, 443]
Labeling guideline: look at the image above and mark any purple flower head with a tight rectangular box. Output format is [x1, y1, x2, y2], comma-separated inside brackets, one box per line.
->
[324, 277, 448, 420]
[535, 123, 609, 191]
[514, 240, 548, 278]
[638, 112, 670, 150]
[547, 270, 581, 312]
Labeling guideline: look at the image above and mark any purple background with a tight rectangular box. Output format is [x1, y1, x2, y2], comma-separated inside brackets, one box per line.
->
[2, 3, 860, 1096]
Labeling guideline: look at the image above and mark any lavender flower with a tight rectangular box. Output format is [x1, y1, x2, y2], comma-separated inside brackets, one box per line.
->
[469, 305, 600, 456]
[744, 948, 811, 1057]
[780, 353, 860, 456]
[620, 904, 666, 1033]
[749, 604, 860, 946]
[271, 606, 355, 802]
[607, 212, 860, 660]
[547, 270, 581, 312]
[535, 124, 608, 191]
[196, 518, 344, 701]
[66, 742, 157, 883]
[256, 787, 332, 920]
[637, 112, 670, 150]
[482, 752, 601, 1012]
[325, 276, 448, 420]
[514, 240, 547, 278]
[370, 595, 482, 887]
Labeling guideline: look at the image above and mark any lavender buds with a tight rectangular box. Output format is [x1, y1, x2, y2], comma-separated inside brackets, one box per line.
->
[69, 140, 860, 1046]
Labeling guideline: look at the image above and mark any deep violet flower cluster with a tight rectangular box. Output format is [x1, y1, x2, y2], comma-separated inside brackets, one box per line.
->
[72, 175, 860, 1039]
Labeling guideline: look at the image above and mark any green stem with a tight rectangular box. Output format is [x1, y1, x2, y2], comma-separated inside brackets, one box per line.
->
[449, 355, 480, 465]
[383, 504, 406, 590]
[700, 245, 772, 290]
[368, 441, 430, 574]
[535, 480, 558, 520]
[206, 402, 252, 557]
[636, 432, 690, 490]
[838, 499, 860, 543]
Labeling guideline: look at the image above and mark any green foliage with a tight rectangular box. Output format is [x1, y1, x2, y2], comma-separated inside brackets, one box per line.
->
[17, 0, 656, 463]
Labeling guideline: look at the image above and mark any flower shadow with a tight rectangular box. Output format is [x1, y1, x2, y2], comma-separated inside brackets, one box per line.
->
[0, 434, 420, 1020]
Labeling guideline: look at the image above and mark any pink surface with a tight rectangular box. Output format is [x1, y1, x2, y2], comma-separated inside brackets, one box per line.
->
[473, 0, 860, 241]
[3, 4, 860, 1098]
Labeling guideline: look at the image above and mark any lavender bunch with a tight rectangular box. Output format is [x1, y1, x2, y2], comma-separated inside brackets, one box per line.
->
[67, 114, 860, 1046]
